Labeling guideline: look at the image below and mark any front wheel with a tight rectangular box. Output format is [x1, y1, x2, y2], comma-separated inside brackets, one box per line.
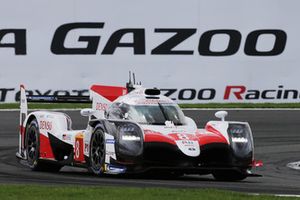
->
[212, 170, 247, 181]
[88, 128, 106, 175]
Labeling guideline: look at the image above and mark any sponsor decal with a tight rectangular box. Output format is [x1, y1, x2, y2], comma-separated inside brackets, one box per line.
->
[106, 139, 115, 144]
[0, 88, 89, 102]
[62, 134, 71, 141]
[0, 23, 286, 56]
[105, 164, 126, 174]
[181, 140, 194, 146]
[231, 137, 248, 143]
[74, 133, 85, 162]
[134, 98, 172, 105]
[39, 120, 52, 130]
[105, 151, 115, 157]
[1, 84, 300, 103]
[223, 85, 300, 100]
[162, 85, 300, 101]
[175, 140, 200, 157]
[84, 143, 89, 153]
[95, 102, 109, 111]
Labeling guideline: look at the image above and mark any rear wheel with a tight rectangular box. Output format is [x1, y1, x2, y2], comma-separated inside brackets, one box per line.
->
[25, 119, 61, 172]
[88, 128, 106, 175]
[212, 170, 247, 181]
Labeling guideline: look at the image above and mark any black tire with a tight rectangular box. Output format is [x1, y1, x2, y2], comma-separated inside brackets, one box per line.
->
[212, 170, 247, 181]
[88, 128, 106, 175]
[25, 119, 61, 172]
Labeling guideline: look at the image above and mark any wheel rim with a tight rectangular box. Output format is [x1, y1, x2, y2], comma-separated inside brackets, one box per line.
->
[91, 130, 105, 171]
[27, 126, 38, 163]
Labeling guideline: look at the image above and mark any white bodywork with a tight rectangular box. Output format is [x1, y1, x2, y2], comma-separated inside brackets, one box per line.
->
[17, 84, 254, 175]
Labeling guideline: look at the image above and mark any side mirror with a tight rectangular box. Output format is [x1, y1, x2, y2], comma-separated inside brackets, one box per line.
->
[215, 111, 228, 121]
[80, 108, 95, 117]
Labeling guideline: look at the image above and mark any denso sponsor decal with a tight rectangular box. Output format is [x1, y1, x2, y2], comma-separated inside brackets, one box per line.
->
[39, 121, 52, 130]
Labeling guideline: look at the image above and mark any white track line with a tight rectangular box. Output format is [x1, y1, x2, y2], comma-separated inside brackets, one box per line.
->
[250, 193, 300, 198]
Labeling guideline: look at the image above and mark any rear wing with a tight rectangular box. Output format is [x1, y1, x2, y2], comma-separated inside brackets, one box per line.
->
[26, 95, 91, 103]
[19, 84, 92, 142]
[90, 85, 127, 118]
[19, 84, 127, 120]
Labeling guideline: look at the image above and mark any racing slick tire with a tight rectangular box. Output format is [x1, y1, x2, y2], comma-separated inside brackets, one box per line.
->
[212, 170, 247, 181]
[88, 128, 106, 175]
[25, 119, 62, 172]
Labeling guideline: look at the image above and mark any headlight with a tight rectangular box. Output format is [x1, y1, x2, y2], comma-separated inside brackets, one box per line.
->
[112, 121, 143, 157]
[231, 137, 248, 143]
[227, 123, 253, 159]
[121, 135, 141, 141]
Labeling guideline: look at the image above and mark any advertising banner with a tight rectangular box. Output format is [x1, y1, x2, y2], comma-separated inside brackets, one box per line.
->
[0, 0, 299, 103]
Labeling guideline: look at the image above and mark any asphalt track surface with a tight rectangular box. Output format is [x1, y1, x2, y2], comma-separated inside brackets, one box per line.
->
[0, 110, 300, 195]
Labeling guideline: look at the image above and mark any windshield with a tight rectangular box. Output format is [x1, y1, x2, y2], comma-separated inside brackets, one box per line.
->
[125, 103, 186, 125]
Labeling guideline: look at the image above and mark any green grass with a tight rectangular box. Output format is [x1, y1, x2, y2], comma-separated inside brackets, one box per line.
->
[1, 103, 300, 109]
[0, 185, 296, 200]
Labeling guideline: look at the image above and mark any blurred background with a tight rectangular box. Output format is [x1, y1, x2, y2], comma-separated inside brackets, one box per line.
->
[0, 0, 298, 103]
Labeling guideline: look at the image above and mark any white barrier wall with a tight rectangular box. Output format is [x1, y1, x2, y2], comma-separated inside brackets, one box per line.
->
[0, 0, 299, 103]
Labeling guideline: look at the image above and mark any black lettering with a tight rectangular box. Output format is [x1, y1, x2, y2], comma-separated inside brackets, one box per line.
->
[283, 90, 298, 99]
[0, 88, 14, 102]
[261, 90, 276, 99]
[199, 29, 241, 56]
[51, 23, 104, 54]
[178, 89, 196, 100]
[0, 29, 26, 55]
[15, 90, 33, 102]
[72, 89, 89, 96]
[245, 90, 260, 99]
[276, 85, 284, 99]
[53, 90, 70, 96]
[151, 29, 196, 55]
[35, 90, 51, 96]
[244, 30, 287, 56]
[198, 88, 215, 100]
[160, 89, 177, 100]
[102, 29, 145, 54]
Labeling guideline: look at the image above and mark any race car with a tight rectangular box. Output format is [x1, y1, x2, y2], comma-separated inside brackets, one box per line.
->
[16, 77, 262, 181]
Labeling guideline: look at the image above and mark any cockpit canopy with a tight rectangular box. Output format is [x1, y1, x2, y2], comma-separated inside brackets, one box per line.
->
[106, 102, 186, 126]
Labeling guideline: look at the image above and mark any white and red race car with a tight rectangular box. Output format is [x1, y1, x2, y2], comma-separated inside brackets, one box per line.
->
[16, 78, 262, 181]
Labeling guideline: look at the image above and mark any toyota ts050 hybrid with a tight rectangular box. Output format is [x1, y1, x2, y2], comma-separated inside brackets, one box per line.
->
[16, 78, 262, 181]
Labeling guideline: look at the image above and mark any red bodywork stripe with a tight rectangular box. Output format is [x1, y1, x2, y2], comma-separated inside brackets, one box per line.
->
[39, 133, 55, 159]
[205, 124, 229, 144]
[144, 129, 228, 146]
[252, 160, 263, 167]
[196, 133, 228, 146]
[20, 125, 25, 149]
[144, 130, 176, 145]
[90, 85, 127, 102]
[19, 125, 25, 135]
